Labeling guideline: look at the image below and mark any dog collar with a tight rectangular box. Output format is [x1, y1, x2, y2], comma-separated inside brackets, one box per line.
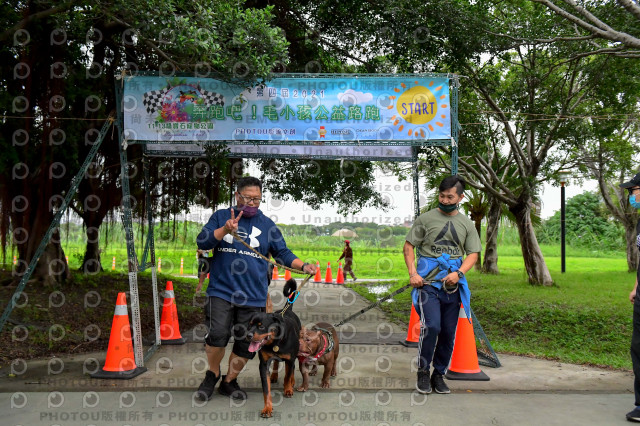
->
[302, 328, 334, 363]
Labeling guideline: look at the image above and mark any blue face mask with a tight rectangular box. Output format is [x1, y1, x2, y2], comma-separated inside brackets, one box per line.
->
[630, 195, 640, 209]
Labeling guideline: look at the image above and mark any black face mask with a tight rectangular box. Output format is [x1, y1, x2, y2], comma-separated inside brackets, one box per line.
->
[438, 202, 458, 213]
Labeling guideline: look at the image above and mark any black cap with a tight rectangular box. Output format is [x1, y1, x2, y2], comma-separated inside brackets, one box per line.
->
[620, 172, 640, 189]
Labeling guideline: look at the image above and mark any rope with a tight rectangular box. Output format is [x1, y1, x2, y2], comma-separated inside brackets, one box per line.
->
[229, 231, 306, 275]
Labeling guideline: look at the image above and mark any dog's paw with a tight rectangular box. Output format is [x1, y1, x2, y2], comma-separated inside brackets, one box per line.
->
[330, 371, 337, 377]
[284, 387, 294, 397]
[309, 370, 317, 376]
[296, 386, 308, 392]
[260, 407, 273, 418]
[269, 375, 278, 384]
[321, 381, 330, 389]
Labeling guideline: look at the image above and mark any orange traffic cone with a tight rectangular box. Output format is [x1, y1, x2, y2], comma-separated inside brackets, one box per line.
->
[284, 268, 291, 280]
[272, 265, 279, 281]
[445, 304, 490, 381]
[160, 281, 186, 345]
[324, 262, 333, 283]
[313, 261, 322, 283]
[336, 263, 345, 284]
[91, 293, 147, 379]
[399, 303, 420, 347]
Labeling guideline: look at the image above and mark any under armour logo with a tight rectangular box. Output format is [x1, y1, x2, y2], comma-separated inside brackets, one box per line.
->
[434, 221, 460, 247]
[223, 226, 262, 248]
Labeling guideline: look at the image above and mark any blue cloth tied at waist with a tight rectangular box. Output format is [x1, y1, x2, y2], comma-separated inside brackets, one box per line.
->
[411, 253, 471, 323]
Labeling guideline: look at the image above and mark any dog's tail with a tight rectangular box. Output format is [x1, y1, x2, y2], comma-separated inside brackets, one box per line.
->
[283, 278, 297, 301]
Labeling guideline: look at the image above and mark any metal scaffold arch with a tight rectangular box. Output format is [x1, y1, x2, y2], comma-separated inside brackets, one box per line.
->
[3, 72, 500, 370]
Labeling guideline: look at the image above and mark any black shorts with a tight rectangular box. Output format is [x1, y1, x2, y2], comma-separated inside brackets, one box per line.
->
[204, 296, 264, 359]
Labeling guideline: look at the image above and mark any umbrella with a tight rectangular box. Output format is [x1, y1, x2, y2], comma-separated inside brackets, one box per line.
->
[331, 229, 358, 238]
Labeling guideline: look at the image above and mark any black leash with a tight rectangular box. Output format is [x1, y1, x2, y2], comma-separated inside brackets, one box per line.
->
[333, 283, 412, 328]
[332, 279, 455, 328]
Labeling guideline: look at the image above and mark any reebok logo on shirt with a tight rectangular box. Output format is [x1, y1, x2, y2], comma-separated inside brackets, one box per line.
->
[431, 221, 461, 255]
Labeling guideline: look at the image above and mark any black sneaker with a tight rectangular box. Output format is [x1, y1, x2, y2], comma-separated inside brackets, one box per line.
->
[416, 370, 431, 394]
[627, 407, 640, 422]
[218, 375, 248, 400]
[431, 372, 450, 394]
[196, 370, 219, 401]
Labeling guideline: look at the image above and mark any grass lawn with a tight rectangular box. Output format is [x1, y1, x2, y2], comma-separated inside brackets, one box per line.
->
[2, 230, 635, 369]
[350, 254, 635, 369]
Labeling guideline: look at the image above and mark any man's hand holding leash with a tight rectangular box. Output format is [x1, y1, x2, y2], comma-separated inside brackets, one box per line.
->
[409, 272, 424, 288]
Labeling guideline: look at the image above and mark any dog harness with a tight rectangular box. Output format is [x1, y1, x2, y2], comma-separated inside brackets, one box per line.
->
[298, 327, 335, 364]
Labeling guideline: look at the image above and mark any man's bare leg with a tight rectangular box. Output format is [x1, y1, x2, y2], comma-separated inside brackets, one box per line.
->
[205, 345, 225, 376]
[225, 352, 249, 382]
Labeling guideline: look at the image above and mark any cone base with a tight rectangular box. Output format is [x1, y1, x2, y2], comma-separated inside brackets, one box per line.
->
[445, 369, 490, 381]
[161, 337, 186, 345]
[399, 340, 418, 348]
[91, 366, 147, 380]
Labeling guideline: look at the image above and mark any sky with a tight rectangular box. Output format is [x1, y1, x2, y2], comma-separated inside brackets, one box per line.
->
[246, 166, 599, 226]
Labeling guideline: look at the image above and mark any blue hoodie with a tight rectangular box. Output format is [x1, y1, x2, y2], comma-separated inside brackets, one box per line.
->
[197, 208, 297, 307]
[412, 253, 472, 322]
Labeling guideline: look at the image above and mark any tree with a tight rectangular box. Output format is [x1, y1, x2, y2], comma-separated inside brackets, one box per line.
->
[541, 191, 624, 249]
[529, 0, 640, 57]
[0, 0, 288, 285]
[454, 0, 638, 285]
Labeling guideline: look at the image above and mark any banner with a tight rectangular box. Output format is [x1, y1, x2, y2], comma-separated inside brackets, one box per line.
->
[123, 75, 452, 145]
[143, 142, 415, 160]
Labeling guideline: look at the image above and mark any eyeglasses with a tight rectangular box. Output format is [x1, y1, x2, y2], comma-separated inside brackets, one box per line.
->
[628, 187, 640, 193]
[237, 193, 263, 204]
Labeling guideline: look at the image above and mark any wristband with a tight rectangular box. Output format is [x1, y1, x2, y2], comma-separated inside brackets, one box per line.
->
[302, 262, 310, 271]
[410, 272, 418, 278]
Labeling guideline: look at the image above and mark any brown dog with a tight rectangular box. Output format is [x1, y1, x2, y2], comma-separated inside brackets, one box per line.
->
[296, 322, 339, 391]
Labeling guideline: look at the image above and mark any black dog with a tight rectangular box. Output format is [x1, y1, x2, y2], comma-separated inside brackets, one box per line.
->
[246, 279, 301, 418]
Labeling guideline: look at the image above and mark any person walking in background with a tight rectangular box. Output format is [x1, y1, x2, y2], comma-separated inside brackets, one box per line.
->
[620, 172, 640, 423]
[403, 175, 481, 395]
[196, 249, 211, 294]
[338, 239, 357, 281]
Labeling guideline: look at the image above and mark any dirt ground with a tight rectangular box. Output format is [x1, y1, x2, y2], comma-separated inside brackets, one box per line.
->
[0, 270, 203, 365]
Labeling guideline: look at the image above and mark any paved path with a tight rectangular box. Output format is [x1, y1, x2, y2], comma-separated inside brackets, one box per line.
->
[0, 280, 635, 425]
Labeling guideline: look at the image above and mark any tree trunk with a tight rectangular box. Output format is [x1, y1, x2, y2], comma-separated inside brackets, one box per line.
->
[15, 229, 70, 287]
[81, 227, 104, 274]
[510, 202, 553, 286]
[483, 196, 501, 274]
[625, 223, 639, 273]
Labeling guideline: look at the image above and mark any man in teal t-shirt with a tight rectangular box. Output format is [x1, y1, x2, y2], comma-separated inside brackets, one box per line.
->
[404, 175, 481, 395]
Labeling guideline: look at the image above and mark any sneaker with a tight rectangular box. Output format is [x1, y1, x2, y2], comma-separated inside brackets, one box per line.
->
[195, 370, 219, 401]
[218, 375, 248, 400]
[431, 372, 451, 394]
[416, 370, 431, 394]
[627, 407, 640, 422]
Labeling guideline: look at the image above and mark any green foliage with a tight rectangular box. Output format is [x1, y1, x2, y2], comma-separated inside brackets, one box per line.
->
[537, 191, 624, 250]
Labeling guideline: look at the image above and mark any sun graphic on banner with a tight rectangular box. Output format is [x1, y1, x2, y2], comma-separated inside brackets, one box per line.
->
[386, 80, 449, 138]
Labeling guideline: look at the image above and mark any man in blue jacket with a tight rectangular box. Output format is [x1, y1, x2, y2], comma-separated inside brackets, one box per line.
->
[195, 176, 316, 402]
[621, 172, 640, 423]
[403, 175, 481, 395]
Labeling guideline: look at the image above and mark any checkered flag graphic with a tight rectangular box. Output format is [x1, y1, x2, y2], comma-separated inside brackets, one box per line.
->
[200, 89, 225, 106]
[142, 88, 169, 114]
